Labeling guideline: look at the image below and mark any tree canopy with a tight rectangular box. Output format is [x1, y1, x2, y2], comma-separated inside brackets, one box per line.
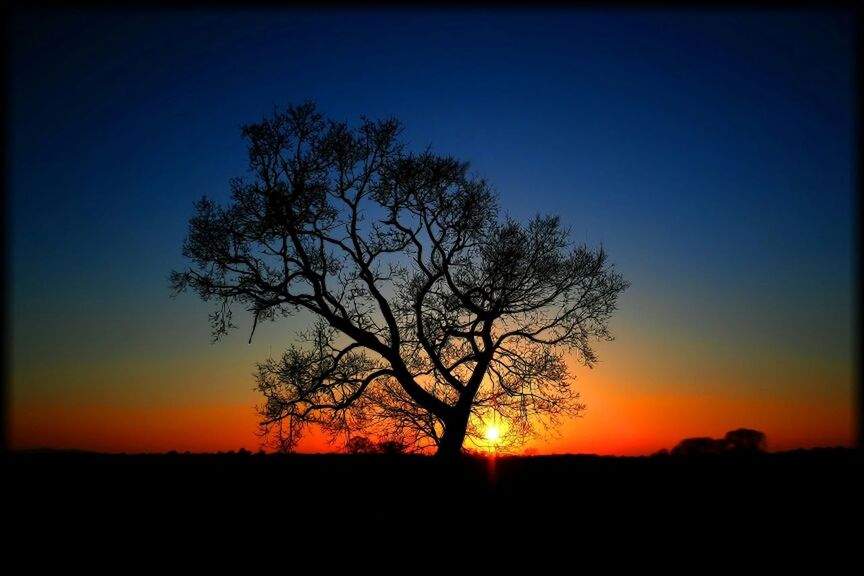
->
[171, 101, 629, 457]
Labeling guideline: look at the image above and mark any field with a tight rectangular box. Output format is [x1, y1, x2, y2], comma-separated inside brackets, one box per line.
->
[6, 448, 859, 559]
[8, 448, 857, 512]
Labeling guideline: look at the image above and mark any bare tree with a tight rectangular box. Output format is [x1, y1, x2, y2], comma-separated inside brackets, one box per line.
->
[171, 102, 629, 457]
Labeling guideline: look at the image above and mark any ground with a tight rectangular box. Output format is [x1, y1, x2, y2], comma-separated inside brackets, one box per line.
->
[6, 448, 859, 561]
[8, 448, 857, 512]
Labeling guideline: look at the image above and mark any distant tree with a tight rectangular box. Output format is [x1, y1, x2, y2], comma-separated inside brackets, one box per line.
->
[724, 429, 766, 453]
[671, 437, 728, 456]
[171, 101, 629, 457]
[346, 436, 378, 454]
[376, 440, 405, 455]
[671, 429, 768, 456]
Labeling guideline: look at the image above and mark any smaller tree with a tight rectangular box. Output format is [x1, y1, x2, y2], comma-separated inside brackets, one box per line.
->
[345, 436, 378, 454]
[672, 437, 728, 456]
[376, 440, 405, 455]
[671, 429, 767, 455]
[724, 429, 766, 452]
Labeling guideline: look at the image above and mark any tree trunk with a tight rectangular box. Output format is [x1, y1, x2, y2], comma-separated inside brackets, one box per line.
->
[436, 408, 471, 458]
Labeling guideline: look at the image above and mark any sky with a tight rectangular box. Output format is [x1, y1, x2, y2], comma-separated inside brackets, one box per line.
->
[8, 8, 856, 454]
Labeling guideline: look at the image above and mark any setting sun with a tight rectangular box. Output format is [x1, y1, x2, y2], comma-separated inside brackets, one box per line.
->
[485, 425, 501, 443]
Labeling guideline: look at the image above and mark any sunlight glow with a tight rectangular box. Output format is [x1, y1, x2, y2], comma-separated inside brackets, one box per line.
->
[485, 425, 501, 443]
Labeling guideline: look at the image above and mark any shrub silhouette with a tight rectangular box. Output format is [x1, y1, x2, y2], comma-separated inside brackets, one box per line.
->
[724, 428, 766, 452]
[346, 436, 378, 454]
[671, 429, 767, 456]
[671, 437, 729, 456]
[377, 440, 405, 455]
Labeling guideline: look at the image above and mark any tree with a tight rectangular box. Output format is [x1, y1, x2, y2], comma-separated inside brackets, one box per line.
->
[670, 429, 767, 456]
[171, 101, 629, 458]
[345, 436, 378, 455]
[671, 437, 729, 456]
[724, 429, 766, 452]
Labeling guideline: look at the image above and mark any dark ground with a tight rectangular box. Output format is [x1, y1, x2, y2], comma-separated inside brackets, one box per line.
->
[8, 448, 858, 507]
[5, 448, 860, 556]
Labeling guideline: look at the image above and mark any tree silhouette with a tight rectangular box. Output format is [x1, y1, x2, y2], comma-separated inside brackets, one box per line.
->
[724, 429, 766, 452]
[345, 436, 377, 455]
[171, 101, 629, 457]
[671, 429, 768, 455]
[671, 437, 728, 456]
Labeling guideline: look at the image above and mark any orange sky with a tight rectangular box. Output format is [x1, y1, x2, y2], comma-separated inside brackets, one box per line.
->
[11, 345, 855, 455]
[12, 388, 853, 455]
[10, 274, 857, 455]
[10, 292, 856, 455]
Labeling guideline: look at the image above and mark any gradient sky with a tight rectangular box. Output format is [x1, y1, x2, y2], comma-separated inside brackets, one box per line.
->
[8, 8, 856, 454]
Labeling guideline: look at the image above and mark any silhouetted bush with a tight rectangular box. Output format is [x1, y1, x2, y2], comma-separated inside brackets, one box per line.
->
[724, 428, 766, 452]
[346, 437, 378, 454]
[377, 440, 405, 455]
[672, 437, 728, 456]
[671, 429, 768, 456]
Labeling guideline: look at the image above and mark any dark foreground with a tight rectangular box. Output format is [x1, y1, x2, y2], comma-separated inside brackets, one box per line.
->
[8, 448, 858, 514]
[6, 448, 858, 562]
[4, 449, 862, 547]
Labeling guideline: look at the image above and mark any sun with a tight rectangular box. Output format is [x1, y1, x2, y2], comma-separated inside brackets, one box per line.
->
[485, 424, 501, 443]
